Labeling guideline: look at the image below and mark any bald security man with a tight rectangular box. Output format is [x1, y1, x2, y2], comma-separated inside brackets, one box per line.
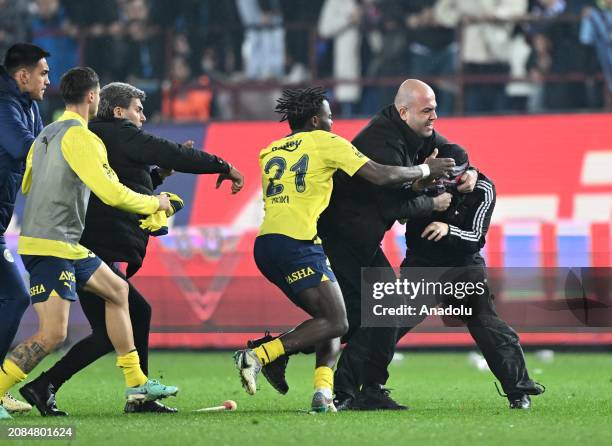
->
[317, 79, 478, 410]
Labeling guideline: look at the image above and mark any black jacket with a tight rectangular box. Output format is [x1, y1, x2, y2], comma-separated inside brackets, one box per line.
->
[318, 105, 447, 258]
[80, 117, 230, 276]
[404, 172, 496, 265]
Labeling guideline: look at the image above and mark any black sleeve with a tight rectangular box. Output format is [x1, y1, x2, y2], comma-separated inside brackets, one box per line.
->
[445, 180, 496, 254]
[150, 168, 163, 188]
[393, 189, 434, 220]
[123, 126, 231, 174]
[361, 139, 434, 222]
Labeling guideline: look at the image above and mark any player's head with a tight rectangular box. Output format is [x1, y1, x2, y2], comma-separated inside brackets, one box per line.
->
[3, 43, 50, 101]
[275, 87, 332, 132]
[98, 82, 146, 128]
[394, 79, 437, 138]
[60, 67, 100, 118]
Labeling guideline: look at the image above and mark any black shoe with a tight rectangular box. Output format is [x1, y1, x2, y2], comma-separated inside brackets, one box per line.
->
[124, 400, 178, 413]
[333, 392, 354, 411]
[531, 381, 546, 395]
[19, 380, 67, 417]
[495, 380, 544, 408]
[509, 394, 531, 409]
[352, 385, 408, 411]
[247, 331, 289, 394]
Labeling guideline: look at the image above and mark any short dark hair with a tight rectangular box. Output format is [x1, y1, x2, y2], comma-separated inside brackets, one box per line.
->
[3, 43, 50, 76]
[275, 87, 327, 131]
[97, 82, 146, 120]
[60, 67, 99, 105]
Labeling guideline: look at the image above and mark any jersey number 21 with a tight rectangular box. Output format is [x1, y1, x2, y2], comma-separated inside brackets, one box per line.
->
[264, 154, 309, 197]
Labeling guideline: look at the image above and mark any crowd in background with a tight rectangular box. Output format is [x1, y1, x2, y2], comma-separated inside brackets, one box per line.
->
[1, 0, 610, 121]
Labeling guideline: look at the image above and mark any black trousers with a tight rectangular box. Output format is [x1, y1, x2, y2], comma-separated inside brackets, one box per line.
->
[321, 234, 397, 397]
[43, 264, 152, 389]
[327, 237, 540, 400]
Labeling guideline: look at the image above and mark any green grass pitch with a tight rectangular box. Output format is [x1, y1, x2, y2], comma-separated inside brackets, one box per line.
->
[4, 351, 612, 445]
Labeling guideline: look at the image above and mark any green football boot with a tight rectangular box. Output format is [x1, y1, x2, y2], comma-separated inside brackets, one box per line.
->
[310, 391, 337, 414]
[125, 379, 178, 403]
[0, 405, 12, 420]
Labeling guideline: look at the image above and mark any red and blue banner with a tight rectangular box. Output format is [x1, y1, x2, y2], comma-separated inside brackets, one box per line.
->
[9, 114, 612, 348]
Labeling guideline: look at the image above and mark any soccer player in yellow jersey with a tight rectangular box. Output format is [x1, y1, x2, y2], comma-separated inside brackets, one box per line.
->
[234, 87, 455, 412]
[0, 68, 178, 419]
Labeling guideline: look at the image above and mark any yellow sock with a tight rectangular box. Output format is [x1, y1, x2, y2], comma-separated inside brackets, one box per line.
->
[313, 366, 334, 391]
[253, 338, 285, 366]
[116, 350, 147, 387]
[0, 360, 27, 396]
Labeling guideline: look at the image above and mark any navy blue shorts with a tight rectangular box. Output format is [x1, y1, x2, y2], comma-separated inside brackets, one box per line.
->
[254, 234, 336, 307]
[22, 253, 102, 304]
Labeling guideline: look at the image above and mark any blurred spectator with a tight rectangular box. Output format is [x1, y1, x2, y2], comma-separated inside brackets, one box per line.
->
[148, 0, 200, 72]
[149, 0, 204, 31]
[62, 0, 122, 84]
[191, 2, 243, 78]
[355, 0, 384, 114]
[172, 32, 193, 73]
[0, 0, 604, 120]
[530, 0, 567, 31]
[284, 52, 310, 84]
[123, 0, 150, 21]
[0, 0, 29, 59]
[162, 56, 213, 121]
[526, 32, 552, 111]
[235, 0, 285, 80]
[30, 0, 79, 87]
[280, 0, 324, 71]
[580, 0, 612, 92]
[527, 0, 589, 110]
[151, 1, 244, 79]
[119, 0, 164, 114]
[318, 0, 362, 115]
[435, 0, 527, 114]
[198, 46, 235, 119]
[404, 0, 457, 115]
[173, 33, 191, 59]
[505, 25, 535, 112]
[199, 46, 225, 80]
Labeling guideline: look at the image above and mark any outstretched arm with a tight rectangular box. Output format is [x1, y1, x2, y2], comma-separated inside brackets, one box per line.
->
[123, 127, 232, 174]
[355, 156, 455, 186]
[61, 127, 166, 215]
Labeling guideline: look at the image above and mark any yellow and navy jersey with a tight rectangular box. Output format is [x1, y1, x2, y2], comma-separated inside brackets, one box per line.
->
[258, 130, 369, 241]
[19, 110, 159, 259]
